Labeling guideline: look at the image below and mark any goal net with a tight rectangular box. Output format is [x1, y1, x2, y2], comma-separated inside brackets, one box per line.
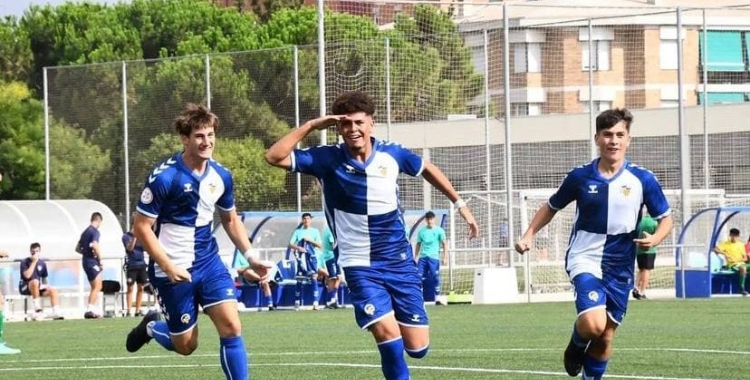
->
[447, 188, 726, 302]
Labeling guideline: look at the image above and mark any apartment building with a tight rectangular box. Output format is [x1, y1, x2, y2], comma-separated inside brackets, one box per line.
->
[455, 0, 750, 116]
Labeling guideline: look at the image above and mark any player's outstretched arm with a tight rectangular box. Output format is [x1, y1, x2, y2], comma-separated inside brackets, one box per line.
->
[515, 203, 557, 254]
[421, 162, 479, 238]
[265, 115, 345, 170]
[133, 212, 190, 283]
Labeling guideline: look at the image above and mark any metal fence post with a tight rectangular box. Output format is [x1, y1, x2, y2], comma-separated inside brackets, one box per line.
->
[122, 61, 131, 228]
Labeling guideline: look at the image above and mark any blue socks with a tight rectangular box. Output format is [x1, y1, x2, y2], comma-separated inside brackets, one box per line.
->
[219, 336, 248, 380]
[571, 322, 590, 348]
[327, 289, 337, 304]
[151, 321, 175, 351]
[582, 354, 608, 380]
[377, 337, 410, 380]
[312, 279, 320, 303]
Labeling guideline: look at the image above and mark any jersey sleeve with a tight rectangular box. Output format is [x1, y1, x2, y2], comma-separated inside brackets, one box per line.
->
[417, 228, 425, 244]
[439, 228, 447, 242]
[289, 230, 300, 245]
[217, 168, 236, 212]
[291, 146, 331, 178]
[548, 171, 578, 211]
[391, 144, 424, 177]
[642, 172, 671, 220]
[92, 229, 101, 243]
[136, 169, 172, 219]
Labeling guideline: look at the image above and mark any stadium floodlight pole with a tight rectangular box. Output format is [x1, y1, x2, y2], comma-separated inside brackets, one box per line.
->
[385, 37, 392, 141]
[701, 9, 709, 190]
[294, 45, 302, 213]
[123, 61, 131, 228]
[205, 54, 211, 109]
[483, 28, 493, 250]
[677, 7, 690, 235]
[43, 67, 50, 200]
[588, 18, 596, 159]
[502, 2, 514, 259]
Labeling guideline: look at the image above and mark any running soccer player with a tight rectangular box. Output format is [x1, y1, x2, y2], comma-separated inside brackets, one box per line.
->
[265, 90, 479, 380]
[515, 108, 673, 380]
[125, 104, 273, 380]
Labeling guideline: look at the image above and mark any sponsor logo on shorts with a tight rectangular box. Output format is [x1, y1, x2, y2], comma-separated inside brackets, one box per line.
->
[181, 313, 191, 324]
[588, 291, 599, 302]
[364, 303, 375, 316]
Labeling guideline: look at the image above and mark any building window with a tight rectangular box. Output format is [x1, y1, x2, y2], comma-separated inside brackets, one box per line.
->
[512, 103, 542, 116]
[513, 43, 542, 73]
[581, 101, 612, 113]
[659, 27, 683, 70]
[581, 40, 610, 71]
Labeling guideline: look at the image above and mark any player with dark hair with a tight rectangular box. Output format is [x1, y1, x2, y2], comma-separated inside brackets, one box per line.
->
[20, 242, 64, 320]
[415, 211, 448, 304]
[265, 90, 479, 380]
[515, 108, 673, 379]
[76, 211, 104, 319]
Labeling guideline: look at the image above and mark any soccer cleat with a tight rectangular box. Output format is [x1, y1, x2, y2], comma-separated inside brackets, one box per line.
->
[134, 311, 144, 317]
[267, 305, 276, 311]
[563, 337, 586, 377]
[84, 311, 101, 319]
[632, 289, 643, 300]
[0, 343, 21, 355]
[126, 310, 161, 353]
[742, 290, 749, 297]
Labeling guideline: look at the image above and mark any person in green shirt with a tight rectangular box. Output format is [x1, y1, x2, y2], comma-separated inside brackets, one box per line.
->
[288, 213, 323, 310]
[633, 213, 658, 300]
[318, 226, 343, 308]
[415, 211, 448, 305]
[234, 238, 276, 311]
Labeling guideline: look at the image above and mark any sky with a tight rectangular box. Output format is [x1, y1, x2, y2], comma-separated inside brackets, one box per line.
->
[0, 0, 130, 18]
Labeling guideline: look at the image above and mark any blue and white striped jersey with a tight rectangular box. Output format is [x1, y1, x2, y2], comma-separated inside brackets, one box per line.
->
[548, 159, 671, 280]
[291, 138, 424, 268]
[136, 153, 235, 276]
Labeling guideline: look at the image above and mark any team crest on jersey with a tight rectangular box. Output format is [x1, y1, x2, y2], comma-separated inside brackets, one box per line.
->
[140, 187, 153, 204]
[620, 185, 631, 197]
[588, 291, 599, 302]
[208, 183, 217, 193]
[378, 165, 388, 176]
[587, 185, 598, 194]
[180, 313, 191, 324]
[183, 183, 193, 193]
[364, 303, 376, 316]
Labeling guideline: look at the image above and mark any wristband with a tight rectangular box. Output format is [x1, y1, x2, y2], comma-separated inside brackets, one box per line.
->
[454, 198, 467, 209]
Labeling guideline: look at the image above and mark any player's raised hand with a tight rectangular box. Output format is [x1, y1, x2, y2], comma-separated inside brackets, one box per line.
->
[515, 237, 532, 255]
[250, 260, 275, 282]
[310, 115, 346, 130]
[459, 207, 479, 238]
[165, 265, 192, 283]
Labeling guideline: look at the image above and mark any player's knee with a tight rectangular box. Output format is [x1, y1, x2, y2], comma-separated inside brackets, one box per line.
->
[405, 345, 429, 359]
[174, 341, 198, 356]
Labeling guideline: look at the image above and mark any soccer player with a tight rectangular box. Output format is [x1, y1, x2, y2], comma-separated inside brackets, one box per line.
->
[122, 227, 148, 316]
[20, 242, 64, 320]
[633, 211, 658, 300]
[713, 228, 748, 296]
[76, 212, 104, 319]
[265, 90, 479, 380]
[288, 212, 323, 310]
[0, 248, 21, 354]
[415, 211, 448, 305]
[515, 108, 673, 380]
[319, 226, 342, 309]
[125, 104, 273, 380]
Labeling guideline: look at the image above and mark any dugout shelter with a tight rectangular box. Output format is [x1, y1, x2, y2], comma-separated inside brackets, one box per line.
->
[675, 206, 750, 298]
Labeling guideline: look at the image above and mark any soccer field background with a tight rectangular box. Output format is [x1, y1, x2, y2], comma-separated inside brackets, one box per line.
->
[0, 298, 745, 380]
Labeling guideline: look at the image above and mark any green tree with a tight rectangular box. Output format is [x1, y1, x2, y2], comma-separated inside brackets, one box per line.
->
[0, 17, 32, 84]
[0, 81, 110, 200]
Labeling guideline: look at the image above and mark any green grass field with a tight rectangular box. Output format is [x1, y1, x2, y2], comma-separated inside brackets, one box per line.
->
[0, 298, 746, 379]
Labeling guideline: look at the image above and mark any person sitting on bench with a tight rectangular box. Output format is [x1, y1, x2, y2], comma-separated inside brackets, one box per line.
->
[713, 228, 749, 296]
[19, 242, 64, 320]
